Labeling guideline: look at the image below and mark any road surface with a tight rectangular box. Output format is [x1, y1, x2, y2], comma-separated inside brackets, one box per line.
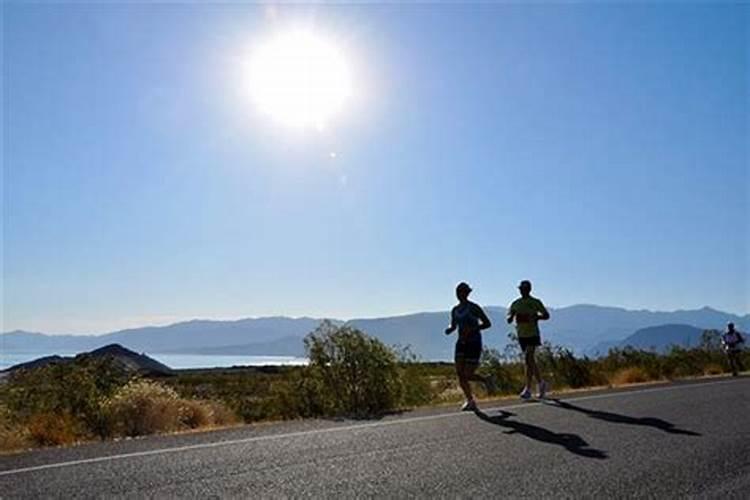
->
[1, 376, 748, 498]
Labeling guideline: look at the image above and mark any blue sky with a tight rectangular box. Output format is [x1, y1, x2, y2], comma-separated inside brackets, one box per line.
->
[3, 3, 748, 334]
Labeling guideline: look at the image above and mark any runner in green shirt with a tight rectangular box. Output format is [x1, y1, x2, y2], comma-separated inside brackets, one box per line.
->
[507, 280, 550, 399]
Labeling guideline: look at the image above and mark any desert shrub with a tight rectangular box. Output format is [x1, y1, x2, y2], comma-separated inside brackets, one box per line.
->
[396, 346, 434, 407]
[178, 398, 238, 428]
[180, 399, 214, 429]
[662, 346, 706, 378]
[165, 367, 293, 423]
[703, 363, 724, 376]
[0, 405, 30, 452]
[27, 412, 81, 447]
[0, 424, 29, 452]
[102, 379, 185, 437]
[599, 347, 663, 380]
[537, 344, 598, 389]
[3, 357, 131, 437]
[264, 376, 309, 420]
[203, 400, 239, 426]
[610, 367, 649, 385]
[480, 348, 522, 394]
[303, 321, 403, 417]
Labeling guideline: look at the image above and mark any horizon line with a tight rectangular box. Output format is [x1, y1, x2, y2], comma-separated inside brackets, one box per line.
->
[3, 303, 748, 337]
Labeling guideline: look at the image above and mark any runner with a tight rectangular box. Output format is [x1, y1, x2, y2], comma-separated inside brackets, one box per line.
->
[445, 282, 495, 411]
[721, 322, 745, 376]
[507, 280, 550, 399]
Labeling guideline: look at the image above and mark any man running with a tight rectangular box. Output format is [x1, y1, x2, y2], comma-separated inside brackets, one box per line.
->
[445, 282, 494, 411]
[722, 322, 745, 376]
[507, 280, 550, 399]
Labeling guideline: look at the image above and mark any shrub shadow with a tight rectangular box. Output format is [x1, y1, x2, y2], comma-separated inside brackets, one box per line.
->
[547, 399, 701, 436]
[474, 409, 608, 459]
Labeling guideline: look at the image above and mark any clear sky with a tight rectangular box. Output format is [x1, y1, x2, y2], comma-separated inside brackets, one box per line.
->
[3, 3, 748, 334]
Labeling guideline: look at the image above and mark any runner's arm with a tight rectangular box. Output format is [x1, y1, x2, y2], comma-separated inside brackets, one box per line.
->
[445, 311, 457, 335]
[475, 305, 492, 331]
[537, 301, 550, 321]
[506, 304, 515, 324]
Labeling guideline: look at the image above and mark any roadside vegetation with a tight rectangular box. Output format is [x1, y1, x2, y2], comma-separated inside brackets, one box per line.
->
[0, 325, 745, 452]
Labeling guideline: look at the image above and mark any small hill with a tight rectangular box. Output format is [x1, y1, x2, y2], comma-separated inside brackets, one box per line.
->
[2, 355, 70, 373]
[618, 324, 705, 352]
[3, 344, 174, 376]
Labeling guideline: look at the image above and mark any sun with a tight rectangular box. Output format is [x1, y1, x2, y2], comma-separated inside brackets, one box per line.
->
[247, 30, 352, 129]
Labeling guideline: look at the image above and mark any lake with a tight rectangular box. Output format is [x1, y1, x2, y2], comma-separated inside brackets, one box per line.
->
[0, 352, 308, 371]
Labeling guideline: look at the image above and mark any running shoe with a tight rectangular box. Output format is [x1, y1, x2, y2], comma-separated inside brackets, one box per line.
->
[519, 387, 532, 400]
[461, 399, 478, 412]
[537, 380, 548, 399]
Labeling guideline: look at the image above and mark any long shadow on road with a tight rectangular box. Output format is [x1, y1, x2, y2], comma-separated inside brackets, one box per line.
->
[546, 399, 702, 436]
[474, 409, 608, 459]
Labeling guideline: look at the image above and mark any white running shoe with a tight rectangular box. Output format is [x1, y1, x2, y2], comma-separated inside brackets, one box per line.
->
[461, 399, 478, 412]
[537, 380, 548, 399]
[519, 388, 532, 400]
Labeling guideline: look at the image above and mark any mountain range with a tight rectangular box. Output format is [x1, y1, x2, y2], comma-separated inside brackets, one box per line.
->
[2, 306, 747, 360]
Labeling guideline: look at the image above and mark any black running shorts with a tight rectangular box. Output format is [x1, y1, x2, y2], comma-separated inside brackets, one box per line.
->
[518, 335, 541, 352]
[455, 336, 482, 365]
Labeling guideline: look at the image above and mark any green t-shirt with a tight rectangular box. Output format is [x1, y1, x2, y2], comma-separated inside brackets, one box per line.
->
[509, 296, 547, 338]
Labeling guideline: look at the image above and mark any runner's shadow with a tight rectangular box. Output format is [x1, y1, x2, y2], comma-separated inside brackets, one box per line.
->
[547, 399, 701, 436]
[474, 409, 608, 460]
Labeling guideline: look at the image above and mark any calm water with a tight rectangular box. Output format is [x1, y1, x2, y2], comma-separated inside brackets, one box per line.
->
[0, 352, 308, 371]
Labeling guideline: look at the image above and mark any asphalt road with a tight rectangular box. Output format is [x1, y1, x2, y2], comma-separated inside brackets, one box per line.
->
[1, 376, 748, 498]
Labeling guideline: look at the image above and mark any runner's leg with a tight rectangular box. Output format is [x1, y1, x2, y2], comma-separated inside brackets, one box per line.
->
[729, 352, 739, 376]
[524, 346, 536, 389]
[528, 345, 543, 386]
[456, 359, 473, 401]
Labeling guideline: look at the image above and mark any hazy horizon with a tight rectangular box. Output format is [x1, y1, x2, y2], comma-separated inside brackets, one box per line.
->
[4, 4, 748, 334]
[4, 302, 748, 337]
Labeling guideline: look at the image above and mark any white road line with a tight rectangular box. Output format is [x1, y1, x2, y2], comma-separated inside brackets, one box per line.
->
[0, 377, 744, 477]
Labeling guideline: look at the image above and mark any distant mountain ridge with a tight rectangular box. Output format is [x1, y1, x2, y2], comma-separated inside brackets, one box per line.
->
[2, 306, 747, 360]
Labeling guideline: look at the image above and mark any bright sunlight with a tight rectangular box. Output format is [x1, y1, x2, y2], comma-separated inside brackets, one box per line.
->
[247, 30, 352, 129]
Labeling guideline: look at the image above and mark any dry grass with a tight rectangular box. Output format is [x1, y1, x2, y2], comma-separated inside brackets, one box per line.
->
[702, 363, 725, 376]
[182, 399, 229, 429]
[610, 367, 649, 385]
[203, 400, 240, 426]
[102, 379, 185, 437]
[27, 413, 81, 447]
[0, 422, 30, 452]
[180, 399, 213, 429]
[101, 379, 239, 437]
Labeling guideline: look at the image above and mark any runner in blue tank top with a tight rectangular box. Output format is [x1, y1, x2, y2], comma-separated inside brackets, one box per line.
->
[445, 282, 496, 411]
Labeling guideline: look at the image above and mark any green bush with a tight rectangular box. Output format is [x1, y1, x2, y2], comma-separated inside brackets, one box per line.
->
[3, 357, 132, 437]
[480, 348, 522, 394]
[662, 346, 712, 378]
[303, 321, 404, 417]
[599, 347, 664, 380]
[396, 346, 434, 407]
[536, 344, 600, 389]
